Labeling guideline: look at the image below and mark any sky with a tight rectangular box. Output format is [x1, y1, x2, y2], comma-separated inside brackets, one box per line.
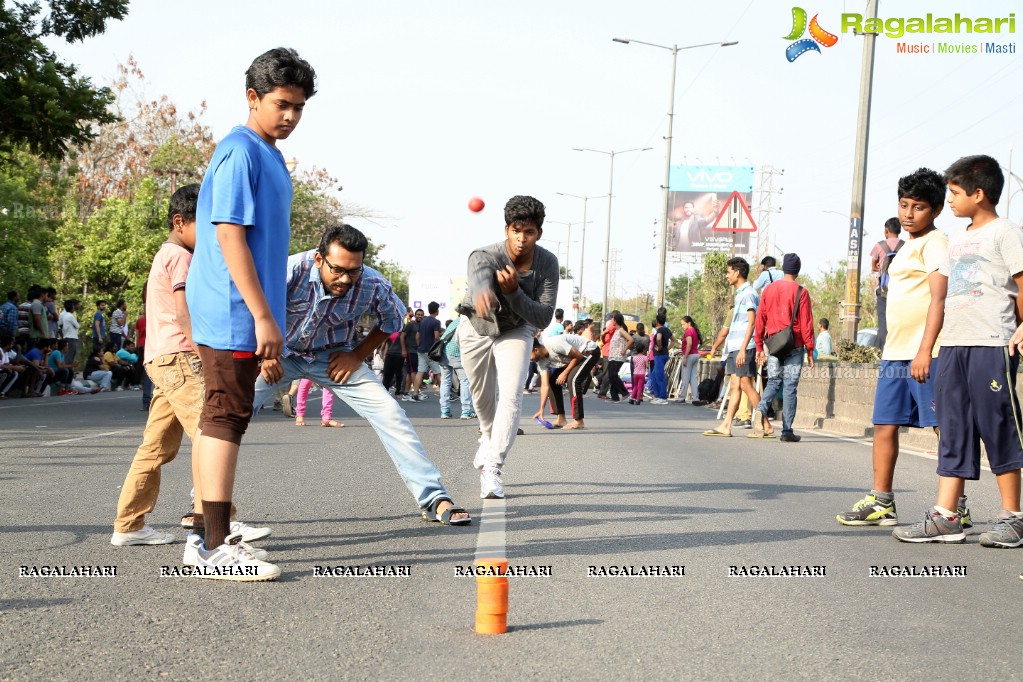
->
[50, 0, 1023, 310]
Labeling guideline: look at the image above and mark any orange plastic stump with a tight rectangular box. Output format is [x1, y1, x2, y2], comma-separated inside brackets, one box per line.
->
[474, 558, 509, 634]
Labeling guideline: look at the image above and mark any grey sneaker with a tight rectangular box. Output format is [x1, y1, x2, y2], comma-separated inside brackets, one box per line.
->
[979, 510, 1023, 548]
[957, 495, 973, 529]
[281, 394, 294, 417]
[892, 508, 965, 543]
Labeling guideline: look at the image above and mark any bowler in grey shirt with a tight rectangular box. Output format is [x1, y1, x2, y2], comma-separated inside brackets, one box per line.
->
[457, 195, 558, 499]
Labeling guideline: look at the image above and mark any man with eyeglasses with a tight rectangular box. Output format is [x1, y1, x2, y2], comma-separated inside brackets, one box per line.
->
[252, 223, 471, 525]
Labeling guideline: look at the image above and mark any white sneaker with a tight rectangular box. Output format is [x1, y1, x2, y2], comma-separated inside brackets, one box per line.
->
[189, 533, 280, 581]
[281, 394, 294, 417]
[110, 525, 176, 546]
[650, 398, 669, 405]
[182, 533, 269, 566]
[480, 466, 504, 499]
[230, 520, 272, 543]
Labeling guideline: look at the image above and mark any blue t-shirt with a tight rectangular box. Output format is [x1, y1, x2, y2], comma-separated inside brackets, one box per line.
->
[93, 311, 106, 340]
[187, 126, 293, 351]
[47, 350, 63, 370]
[724, 282, 759, 353]
[418, 316, 442, 353]
[25, 348, 43, 364]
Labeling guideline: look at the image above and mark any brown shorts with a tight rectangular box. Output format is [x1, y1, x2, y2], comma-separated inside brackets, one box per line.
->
[196, 346, 260, 445]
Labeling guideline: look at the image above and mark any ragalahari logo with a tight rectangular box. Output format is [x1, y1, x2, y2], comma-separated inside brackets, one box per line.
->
[784, 7, 839, 62]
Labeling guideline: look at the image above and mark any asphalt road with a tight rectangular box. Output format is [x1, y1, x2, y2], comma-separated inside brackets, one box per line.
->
[1, 387, 1019, 681]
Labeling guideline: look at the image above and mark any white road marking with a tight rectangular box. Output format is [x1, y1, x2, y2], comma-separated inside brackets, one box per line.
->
[45, 429, 131, 446]
[797, 427, 992, 473]
[474, 497, 507, 561]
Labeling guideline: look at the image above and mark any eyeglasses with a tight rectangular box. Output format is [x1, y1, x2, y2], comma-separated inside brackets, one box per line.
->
[322, 256, 364, 280]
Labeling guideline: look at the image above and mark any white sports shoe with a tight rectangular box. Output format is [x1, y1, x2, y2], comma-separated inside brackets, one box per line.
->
[480, 466, 504, 499]
[188, 533, 280, 581]
[182, 533, 269, 566]
[110, 525, 176, 546]
[229, 520, 272, 543]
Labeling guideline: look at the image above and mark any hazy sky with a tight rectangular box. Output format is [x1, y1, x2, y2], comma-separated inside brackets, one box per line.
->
[53, 0, 1023, 305]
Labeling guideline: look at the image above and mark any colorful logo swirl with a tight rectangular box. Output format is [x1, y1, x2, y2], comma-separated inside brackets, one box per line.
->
[784, 7, 838, 62]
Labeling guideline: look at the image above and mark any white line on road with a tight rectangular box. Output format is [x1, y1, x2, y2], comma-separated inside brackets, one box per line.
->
[45, 429, 131, 446]
[474, 497, 507, 561]
[798, 427, 992, 473]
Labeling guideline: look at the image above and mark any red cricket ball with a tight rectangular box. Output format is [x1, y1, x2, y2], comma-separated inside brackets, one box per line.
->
[468, 197, 485, 213]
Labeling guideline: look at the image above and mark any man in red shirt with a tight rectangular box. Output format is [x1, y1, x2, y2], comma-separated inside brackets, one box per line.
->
[752, 253, 815, 442]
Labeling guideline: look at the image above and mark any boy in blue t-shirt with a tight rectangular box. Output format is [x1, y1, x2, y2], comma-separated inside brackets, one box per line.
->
[184, 48, 316, 581]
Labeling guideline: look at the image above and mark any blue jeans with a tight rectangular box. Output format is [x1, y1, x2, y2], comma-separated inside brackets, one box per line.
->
[756, 346, 805, 436]
[252, 350, 452, 510]
[440, 359, 473, 416]
[649, 355, 669, 399]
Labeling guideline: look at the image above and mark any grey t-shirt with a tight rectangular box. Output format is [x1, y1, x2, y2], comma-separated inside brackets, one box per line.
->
[538, 334, 598, 371]
[943, 218, 1023, 347]
[458, 241, 559, 337]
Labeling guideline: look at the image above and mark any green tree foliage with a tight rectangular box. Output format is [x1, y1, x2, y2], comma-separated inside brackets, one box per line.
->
[0, 1, 128, 158]
[0, 148, 70, 293]
[50, 177, 166, 318]
[369, 259, 409, 305]
[700, 252, 732, 333]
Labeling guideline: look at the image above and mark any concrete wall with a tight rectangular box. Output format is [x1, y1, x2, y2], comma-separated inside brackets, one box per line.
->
[693, 359, 941, 450]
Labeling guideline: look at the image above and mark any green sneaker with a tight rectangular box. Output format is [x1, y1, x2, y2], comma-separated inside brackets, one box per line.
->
[837, 494, 898, 526]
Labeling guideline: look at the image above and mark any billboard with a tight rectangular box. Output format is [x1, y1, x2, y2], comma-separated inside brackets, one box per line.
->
[667, 165, 756, 254]
[408, 272, 468, 324]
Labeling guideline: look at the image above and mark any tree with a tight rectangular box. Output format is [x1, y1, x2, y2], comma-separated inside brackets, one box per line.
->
[700, 252, 732, 334]
[0, 1, 128, 158]
[71, 56, 217, 222]
[50, 177, 166, 321]
[0, 147, 71, 293]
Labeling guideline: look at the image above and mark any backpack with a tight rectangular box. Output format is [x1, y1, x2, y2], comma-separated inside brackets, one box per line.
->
[876, 240, 904, 297]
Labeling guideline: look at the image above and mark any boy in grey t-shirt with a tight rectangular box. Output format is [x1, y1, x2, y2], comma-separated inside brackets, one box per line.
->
[895, 155, 1023, 551]
[457, 195, 558, 499]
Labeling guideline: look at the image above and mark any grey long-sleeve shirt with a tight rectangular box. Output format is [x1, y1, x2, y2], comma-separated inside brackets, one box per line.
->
[457, 241, 559, 337]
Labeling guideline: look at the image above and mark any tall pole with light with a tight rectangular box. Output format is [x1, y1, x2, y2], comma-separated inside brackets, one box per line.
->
[574, 147, 651, 326]
[612, 38, 738, 307]
[557, 192, 603, 315]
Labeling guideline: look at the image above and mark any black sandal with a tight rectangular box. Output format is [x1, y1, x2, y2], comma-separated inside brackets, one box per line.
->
[421, 498, 472, 526]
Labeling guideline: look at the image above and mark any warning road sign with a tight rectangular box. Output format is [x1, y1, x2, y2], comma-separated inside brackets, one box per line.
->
[711, 192, 758, 233]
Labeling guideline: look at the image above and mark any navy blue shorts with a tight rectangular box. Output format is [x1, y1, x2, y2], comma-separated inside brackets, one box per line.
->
[872, 359, 938, 428]
[935, 346, 1023, 479]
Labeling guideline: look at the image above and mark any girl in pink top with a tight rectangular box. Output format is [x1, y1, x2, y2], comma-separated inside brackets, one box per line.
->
[679, 316, 703, 403]
[629, 349, 648, 404]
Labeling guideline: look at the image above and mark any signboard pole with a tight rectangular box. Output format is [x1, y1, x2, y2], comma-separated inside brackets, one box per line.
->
[843, 0, 878, 342]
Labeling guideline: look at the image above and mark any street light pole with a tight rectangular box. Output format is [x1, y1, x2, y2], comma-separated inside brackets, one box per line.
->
[574, 147, 651, 326]
[557, 192, 604, 316]
[613, 37, 738, 307]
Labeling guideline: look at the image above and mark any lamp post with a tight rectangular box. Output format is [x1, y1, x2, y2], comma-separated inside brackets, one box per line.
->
[543, 220, 580, 275]
[612, 37, 739, 307]
[574, 147, 651, 326]
[557, 192, 604, 316]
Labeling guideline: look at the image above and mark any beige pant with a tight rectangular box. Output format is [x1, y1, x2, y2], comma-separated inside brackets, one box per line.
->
[113, 352, 204, 532]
